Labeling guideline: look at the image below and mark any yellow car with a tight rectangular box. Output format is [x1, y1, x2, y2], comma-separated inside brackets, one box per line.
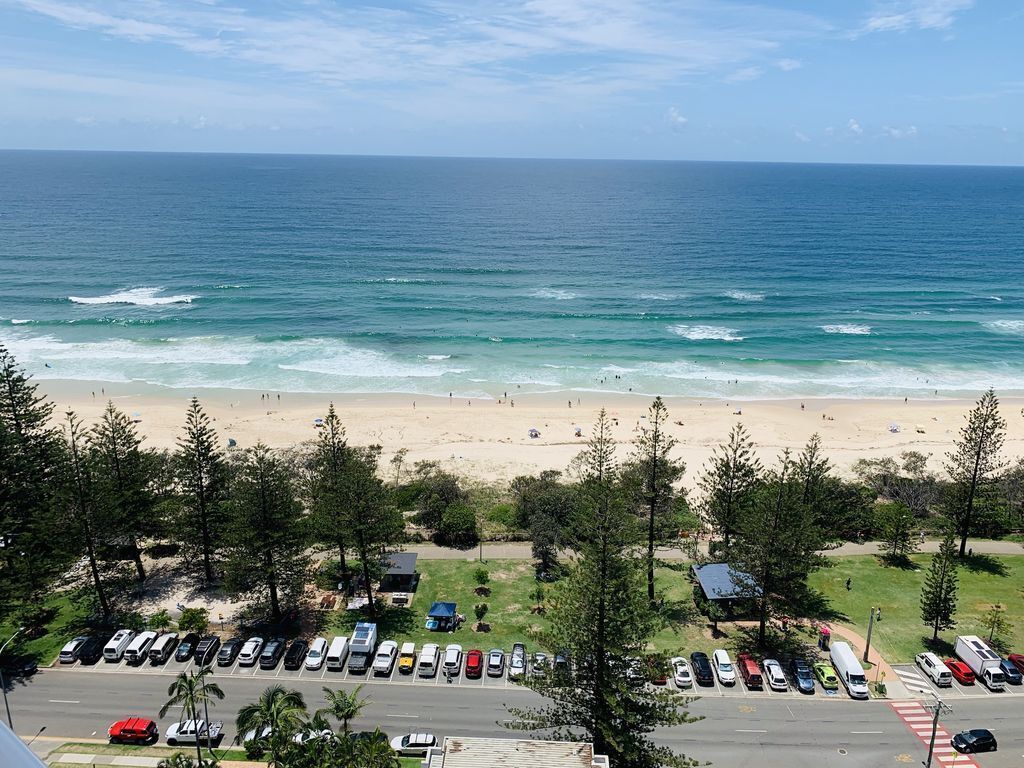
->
[398, 642, 416, 674]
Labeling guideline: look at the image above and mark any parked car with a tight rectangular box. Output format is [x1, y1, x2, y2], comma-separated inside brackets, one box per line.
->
[951, 729, 997, 754]
[916, 652, 953, 687]
[1008, 653, 1024, 675]
[465, 649, 484, 678]
[531, 652, 550, 678]
[305, 638, 328, 671]
[813, 662, 839, 690]
[108, 717, 158, 745]
[554, 649, 571, 677]
[1, 656, 37, 678]
[194, 635, 221, 666]
[443, 644, 463, 676]
[486, 649, 505, 677]
[690, 652, 714, 686]
[671, 657, 693, 688]
[509, 643, 527, 680]
[238, 637, 264, 666]
[999, 658, 1022, 685]
[763, 658, 788, 692]
[124, 631, 158, 665]
[259, 638, 286, 669]
[166, 719, 223, 747]
[103, 629, 136, 662]
[373, 640, 399, 675]
[389, 733, 437, 757]
[148, 632, 179, 664]
[789, 658, 816, 694]
[59, 636, 89, 664]
[945, 658, 976, 685]
[78, 635, 109, 665]
[398, 642, 417, 674]
[217, 638, 244, 666]
[175, 633, 201, 663]
[284, 639, 309, 671]
[418, 643, 440, 678]
[736, 653, 763, 689]
[712, 649, 736, 686]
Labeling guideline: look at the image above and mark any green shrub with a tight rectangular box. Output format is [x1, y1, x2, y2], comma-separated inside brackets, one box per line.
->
[177, 607, 210, 634]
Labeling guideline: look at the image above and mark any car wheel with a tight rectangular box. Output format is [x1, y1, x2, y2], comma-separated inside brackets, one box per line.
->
[167, 738, 177, 746]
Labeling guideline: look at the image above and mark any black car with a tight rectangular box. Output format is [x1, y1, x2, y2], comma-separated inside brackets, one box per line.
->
[217, 637, 244, 666]
[284, 639, 309, 671]
[690, 652, 714, 686]
[951, 729, 997, 754]
[194, 635, 222, 666]
[999, 659, 1022, 685]
[175, 633, 202, 663]
[790, 658, 816, 694]
[259, 637, 287, 669]
[78, 635, 110, 665]
[1, 655, 38, 678]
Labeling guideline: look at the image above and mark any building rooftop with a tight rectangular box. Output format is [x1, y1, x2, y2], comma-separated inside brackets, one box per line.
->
[385, 552, 418, 576]
[428, 737, 603, 768]
[692, 562, 755, 600]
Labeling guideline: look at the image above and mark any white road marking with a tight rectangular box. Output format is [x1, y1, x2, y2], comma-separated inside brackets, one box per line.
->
[48, 699, 80, 704]
[850, 731, 883, 734]
[735, 729, 768, 733]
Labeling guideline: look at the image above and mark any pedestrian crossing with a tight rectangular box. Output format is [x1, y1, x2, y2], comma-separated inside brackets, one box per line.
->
[889, 702, 979, 768]
[893, 666, 934, 695]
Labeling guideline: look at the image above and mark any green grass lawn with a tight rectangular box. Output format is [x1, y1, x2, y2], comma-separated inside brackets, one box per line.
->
[50, 742, 251, 761]
[808, 553, 1024, 663]
[0, 592, 93, 665]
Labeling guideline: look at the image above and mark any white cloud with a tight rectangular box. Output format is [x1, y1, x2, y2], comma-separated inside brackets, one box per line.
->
[882, 124, 918, 138]
[863, 0, 974, 33]
[665, 106, 688, 130]
[794, 130, 810, 142]
[776, 58, 802, 71]
[847, 118, 863, 135]
[725, 66, 764, 83]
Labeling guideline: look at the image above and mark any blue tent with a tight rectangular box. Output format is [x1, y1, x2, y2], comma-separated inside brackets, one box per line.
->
[427, 601, 456, 619]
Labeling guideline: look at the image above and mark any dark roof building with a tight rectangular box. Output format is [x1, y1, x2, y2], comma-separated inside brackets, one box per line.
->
[691, 563, 756, 602]
[380, 552, 419, 592]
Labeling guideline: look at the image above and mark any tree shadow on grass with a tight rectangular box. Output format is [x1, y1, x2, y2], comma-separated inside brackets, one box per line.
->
[875, 554, 920, 571]
[788, 587, 849, 624]
[922, 635, 954, 657]
[959, 553, 1008, 577]
[731, 623, 820, 662]
[330, 603, 418, 639]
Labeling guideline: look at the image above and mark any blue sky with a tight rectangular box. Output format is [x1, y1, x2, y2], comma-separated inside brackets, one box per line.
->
[0, 0, 1020, 162]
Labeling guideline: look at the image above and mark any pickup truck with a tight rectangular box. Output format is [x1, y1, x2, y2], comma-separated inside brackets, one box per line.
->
[165, 719, 224, 747]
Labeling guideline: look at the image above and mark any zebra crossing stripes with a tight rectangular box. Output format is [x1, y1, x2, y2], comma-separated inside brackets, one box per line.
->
[889, 703, 980, 768]
[893, 666, 933, 694]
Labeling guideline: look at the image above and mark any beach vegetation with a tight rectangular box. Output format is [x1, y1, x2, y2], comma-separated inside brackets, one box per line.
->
[875, 501, 918, 564]
[699, 423, 761, 552]
[920, 532, 959, 642]
[177, 607, 210, 634]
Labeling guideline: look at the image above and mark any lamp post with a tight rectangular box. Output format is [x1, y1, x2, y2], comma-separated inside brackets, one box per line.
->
[0, 627, 25, 729]
[924, 694, 952, 768]
[863, 607, 880, 663]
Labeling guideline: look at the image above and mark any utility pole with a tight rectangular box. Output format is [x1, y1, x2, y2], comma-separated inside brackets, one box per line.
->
[864, 607, 879, 663]
[924, 694, 953, 768]
[0, 627, 25, 729]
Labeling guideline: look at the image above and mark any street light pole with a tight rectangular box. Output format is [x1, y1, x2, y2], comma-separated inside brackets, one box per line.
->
[0, 627, 25, 729]
[863, 607, 878, 663]
[924, 694, 952, 768]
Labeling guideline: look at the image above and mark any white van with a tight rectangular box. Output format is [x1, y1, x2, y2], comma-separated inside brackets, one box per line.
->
[149, 632, 180, 664]
[830, 641, 870, 699]
[326, 636, 350, 670]
[916, 652, 953, 686]
[418, 643, 440, 678]
[305, 637, 328, 670]
[103, 629, 137, 662]
[124, 631, 158, 664]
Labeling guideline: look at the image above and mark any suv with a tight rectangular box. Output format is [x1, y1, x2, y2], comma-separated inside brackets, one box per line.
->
[736, 653, 763, 689]
[59, 636, 89, 664]
[689, 652, 714, 686]
[175, 633, 202, 663]
[712, 649, 737, 686]
[999, 658, 1022, 685]
[951, 729, 997, 754]
[79, 635, 109, 665]
[790, 658, 816, 693]
[194, 636, 221, 666]
[465, 649, 484, 678]
[284, 639, 309, 670]
[238, 637, 264, 666]
[217, 638, 244, 666]
[916, 652, 953, 687]
[443, 644, 463, 676]
[259, 638, 286, 669]
[509, 643, 527, 680]
[486, 649, 505, 677]
[108, 717, 158, 745]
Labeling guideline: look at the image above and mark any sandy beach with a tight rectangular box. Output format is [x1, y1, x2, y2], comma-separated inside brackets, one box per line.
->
[36, 379, 1024, 484]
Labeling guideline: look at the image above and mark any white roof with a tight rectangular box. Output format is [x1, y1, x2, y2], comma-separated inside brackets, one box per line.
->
[433, 737, 596, 768]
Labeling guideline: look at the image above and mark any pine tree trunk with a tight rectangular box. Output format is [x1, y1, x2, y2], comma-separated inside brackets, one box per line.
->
[131, 540, 146, 581]
[85, 537, 110, 618]
[266, 549, 280, 621]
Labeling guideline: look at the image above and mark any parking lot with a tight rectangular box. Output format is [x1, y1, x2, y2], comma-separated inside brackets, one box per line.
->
[55, 642, 889, 701]
[891, 662, 1024, 699]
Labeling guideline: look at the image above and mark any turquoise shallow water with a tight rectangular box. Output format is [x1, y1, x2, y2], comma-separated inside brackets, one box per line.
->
[1, 151, 1023, 399]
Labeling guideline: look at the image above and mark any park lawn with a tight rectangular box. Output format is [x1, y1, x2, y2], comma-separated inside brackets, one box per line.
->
[0, 592, 92, 665]
[51, 742, 251, 761]
[400, 759, 420, 768]
[808, 553, 1024, 663]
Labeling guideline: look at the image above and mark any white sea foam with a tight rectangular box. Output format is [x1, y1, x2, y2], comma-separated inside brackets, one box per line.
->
[68, 287, 198, 306]
[488, 336, 503, 343]
[723, 290, 765, 302]
[989, 296, 1003, 302]
[820, 324, 872, 335]
[668, 324, 744, 341]
[637, 293, 678, 301]
[985, 320, 1024, 335]
[10, 319, 32, 325]
[530, 288, 578, 300]
[421, 354, 452, 361]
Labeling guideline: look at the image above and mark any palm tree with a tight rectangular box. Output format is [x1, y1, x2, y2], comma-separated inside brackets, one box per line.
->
[160, 666, 225, 765]
[353, 731, 400, 768]
[235, 685, 308, 767]
[319, 685, 367, 733]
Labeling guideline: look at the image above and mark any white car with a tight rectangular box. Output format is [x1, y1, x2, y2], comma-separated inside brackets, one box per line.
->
[373, 640, 399, 675]
[165, 719, 223, 746]
[390, 732, 437, 757]
[671, 657, 693, 688]
[763, 658, 788, 691]
[103, 629, 136, 662]
[443, 644, 463, 675]
[509, 642, 527, 679]
[238, 637, 264, 666]
[305, 637, 327, 670]
[59, 636, 88, 664]
[712, 649, 736, 686]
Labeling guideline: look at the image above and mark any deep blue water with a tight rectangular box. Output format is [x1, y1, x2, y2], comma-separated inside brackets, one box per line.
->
[1, 150, 1023, 399]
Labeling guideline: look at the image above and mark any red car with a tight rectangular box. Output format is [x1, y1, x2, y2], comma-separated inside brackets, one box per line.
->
[1008, 653, 1024, 675]
[944, 659, 976, 685]
[108, 717, 158, 744]
[465, 649, 484, 678]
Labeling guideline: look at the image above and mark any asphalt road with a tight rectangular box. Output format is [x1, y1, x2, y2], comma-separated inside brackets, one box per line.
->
[7, 668, 1023, 768]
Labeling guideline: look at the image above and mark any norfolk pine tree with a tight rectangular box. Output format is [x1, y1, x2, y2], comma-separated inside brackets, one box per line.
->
[945, 389, 1005, 556]
[224, 443, 309, 621]
[876, 501, 918, 562]
[920, 532, 959, 641]
[507, 409, 699, 768]
[174, 398, 228, 586]
[307, 404, 354, 577]
[699, 423, 761, 551]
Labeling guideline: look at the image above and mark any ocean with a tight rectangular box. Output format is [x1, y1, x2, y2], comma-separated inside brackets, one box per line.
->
[1, 150, 1022, 400]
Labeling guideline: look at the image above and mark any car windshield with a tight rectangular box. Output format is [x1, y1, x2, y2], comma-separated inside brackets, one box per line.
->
[850, 674, 866, 685]
[718, 662, 732, 671]
[309, 649, 320, 658]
